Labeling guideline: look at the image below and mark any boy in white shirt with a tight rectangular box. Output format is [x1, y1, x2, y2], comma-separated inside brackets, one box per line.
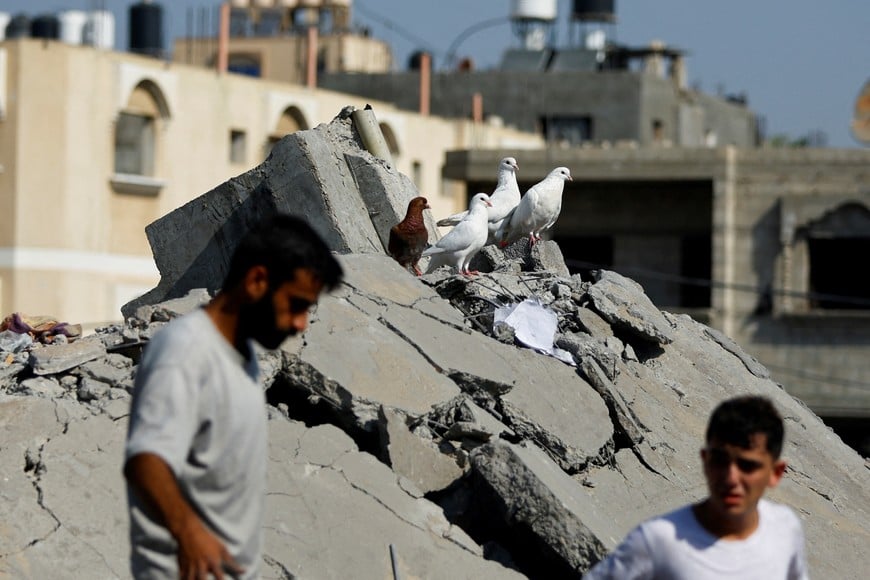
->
[585, 395, 809, 580]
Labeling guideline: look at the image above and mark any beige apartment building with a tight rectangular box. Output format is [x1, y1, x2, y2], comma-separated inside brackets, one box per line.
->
[0, 38, 542, 327]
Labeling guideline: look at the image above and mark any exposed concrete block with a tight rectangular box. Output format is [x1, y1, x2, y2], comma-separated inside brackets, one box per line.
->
[28, 338, 107, 376]
[380, 407, 465, 494]
[587, 270, 675, 345]
[471, 440, 611, 577]
[121, 112, 426, 319]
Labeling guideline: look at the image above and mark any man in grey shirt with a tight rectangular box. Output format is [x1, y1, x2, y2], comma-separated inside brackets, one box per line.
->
[125, 215, 342, 579]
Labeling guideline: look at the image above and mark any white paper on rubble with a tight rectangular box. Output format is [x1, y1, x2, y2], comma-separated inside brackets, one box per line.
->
[493, 297, 576, 366]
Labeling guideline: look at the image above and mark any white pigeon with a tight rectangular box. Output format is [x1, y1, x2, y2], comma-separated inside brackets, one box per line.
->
[497, 166, 573, 247]
[436, 157, 520, 243]
[424, 193, 493, 275]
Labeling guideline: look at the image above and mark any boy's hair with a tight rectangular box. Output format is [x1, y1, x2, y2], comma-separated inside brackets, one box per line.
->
[222, 214, 343, 292]
[706, 395, 785, 459]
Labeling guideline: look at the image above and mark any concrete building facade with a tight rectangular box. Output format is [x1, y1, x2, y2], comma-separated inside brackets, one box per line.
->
[0, 38, 541, 327]
[319, 46, 757, 149]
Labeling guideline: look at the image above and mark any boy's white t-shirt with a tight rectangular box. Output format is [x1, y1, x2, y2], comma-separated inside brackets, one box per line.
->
[585, 499, 809, 579]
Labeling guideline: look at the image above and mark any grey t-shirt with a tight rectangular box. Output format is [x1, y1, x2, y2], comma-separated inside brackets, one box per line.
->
[125, 308, 267, 579]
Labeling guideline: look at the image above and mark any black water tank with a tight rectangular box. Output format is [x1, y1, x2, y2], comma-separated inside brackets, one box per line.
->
[31, 14, 61, 39]
[407, 50, 434, 71]
[5, 14, 31, 39]
[572, 0, 616, 23]
[129, 1, 164, 57]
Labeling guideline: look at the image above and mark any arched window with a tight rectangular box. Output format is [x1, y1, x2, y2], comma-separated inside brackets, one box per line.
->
[114, 80, 169, 183]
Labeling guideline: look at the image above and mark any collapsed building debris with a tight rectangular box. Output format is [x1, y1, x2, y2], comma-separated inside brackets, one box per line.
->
[1, 109, 869, 579]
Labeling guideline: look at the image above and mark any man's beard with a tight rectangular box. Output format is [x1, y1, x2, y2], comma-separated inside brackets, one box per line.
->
[238, 293, 297, 351]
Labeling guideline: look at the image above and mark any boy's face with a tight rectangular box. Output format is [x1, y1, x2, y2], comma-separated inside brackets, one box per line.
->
[701, 433, 786, 521]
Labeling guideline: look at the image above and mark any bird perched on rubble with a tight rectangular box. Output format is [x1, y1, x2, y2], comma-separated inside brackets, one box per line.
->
[436, 157, 520, 243]
[424, 193, 493, 275]
[497, 166, 573, 247]
[388, 196, 431, 276]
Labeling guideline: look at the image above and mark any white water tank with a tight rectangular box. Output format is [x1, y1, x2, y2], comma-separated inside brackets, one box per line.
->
[230, 0, 250, 7]
[59, 10, 88, 45]
[0, 12, 11, 41]
[511, 0, 557, 21]
[584, 29, 606, 50]
[83, 10, 115, 50]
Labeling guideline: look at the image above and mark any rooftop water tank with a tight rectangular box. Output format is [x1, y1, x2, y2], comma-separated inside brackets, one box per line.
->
[130, 1, 163, 57]
[59, 10, 88, 45]
[572, 0, 616, 23]
[0, 13, 11, 41]
[83, 10, 115, 50]
[31, 14, 61, 39]
[5, 13, 32, 39]
[511, 0, 558, 22]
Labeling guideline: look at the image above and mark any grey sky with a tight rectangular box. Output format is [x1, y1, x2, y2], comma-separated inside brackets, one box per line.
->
[5, 1, 868, 147]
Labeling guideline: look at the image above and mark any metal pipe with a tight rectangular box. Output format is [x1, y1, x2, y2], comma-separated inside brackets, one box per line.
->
[389, 544, 402, 580]
[351, 107, 393, 164]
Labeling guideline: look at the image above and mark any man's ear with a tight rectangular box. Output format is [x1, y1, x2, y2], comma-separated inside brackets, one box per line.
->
[768, 459, 787, 488]
[243, 265, 270, 301]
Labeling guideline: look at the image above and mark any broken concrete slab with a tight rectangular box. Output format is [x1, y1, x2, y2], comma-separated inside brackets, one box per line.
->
[17, 376, 64, 398]
[3, 109, 870, 579]
[471, 440, 611, 578]
[264, 417, 525, 579]
[0, 397, 88, 561]
[702, 323, 771, 379]
[380, 406, 465, 494]
[338, 254, 467, 328]
[0, 362, 25, 391]
[132, 288, 211, 324]
[121, 110, 432, 318]
[586, 270, 675, 345]
[28, 338, 106, 376]
[36, 413, 131, 578]
[286, 293, 461, 427]
[73, 355, 134, 387]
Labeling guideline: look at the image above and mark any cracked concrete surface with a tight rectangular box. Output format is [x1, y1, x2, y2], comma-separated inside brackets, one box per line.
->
[2, 111, 869, 578]
[4, 251, 868, 579]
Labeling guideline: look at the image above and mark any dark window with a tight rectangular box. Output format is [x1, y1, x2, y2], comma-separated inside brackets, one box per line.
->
[808, 238, 870, 309]
[554, 235, 613, 279]
[230, 129, 246, 164]
[680, 234, 711, 307]
[114, 112, 154, 175]
[541, 115, 593, 145]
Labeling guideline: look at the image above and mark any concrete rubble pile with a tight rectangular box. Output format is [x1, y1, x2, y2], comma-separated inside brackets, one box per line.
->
[2, 109, 869, 579]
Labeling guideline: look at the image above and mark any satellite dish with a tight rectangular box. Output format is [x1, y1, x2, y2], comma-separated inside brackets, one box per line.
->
[852, 79, 870, 144]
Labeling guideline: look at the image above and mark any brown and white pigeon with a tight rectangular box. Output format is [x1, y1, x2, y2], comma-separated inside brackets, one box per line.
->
[436, 157, 520, 243]
[424, 193, 493, 275]
[389, 196, 431, 275]
[497, 166, 572, 247]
